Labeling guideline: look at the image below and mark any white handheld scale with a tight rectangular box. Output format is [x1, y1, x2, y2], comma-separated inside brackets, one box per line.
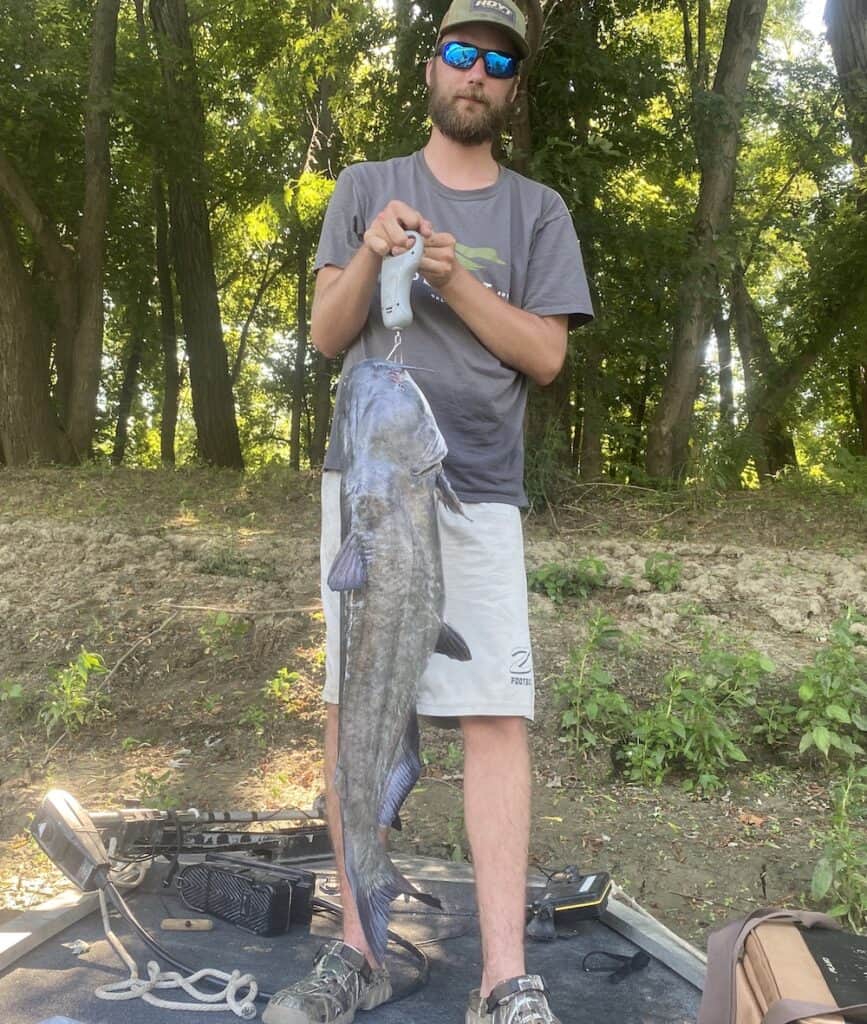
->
[381, 230, 424, 338]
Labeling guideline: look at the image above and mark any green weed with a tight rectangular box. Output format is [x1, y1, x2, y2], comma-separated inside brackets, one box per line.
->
[0, 678, 26, 719]
[644, 552, 683, 593]
[198, 613, 250, 660]
[792, 609, 867, 760]
[263, 668, 301, 714]
[528, 558, 608, 602]
[810, 766, 867, 931]
[239, 704, 268, 737]
[134, 768, 180, 809]
[618, 643, 774, 794]
[38, 648, 110, 737]
[555, 612, 631, 753]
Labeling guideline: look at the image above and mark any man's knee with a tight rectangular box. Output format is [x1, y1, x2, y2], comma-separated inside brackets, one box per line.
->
[461, 714, 527, 750]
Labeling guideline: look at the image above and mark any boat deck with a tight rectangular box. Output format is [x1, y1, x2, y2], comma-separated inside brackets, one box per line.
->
[0, 855, 704, 1023]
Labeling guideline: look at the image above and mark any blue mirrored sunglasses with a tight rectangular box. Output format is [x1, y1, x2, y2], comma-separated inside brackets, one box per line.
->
[436, 40, 520, 79]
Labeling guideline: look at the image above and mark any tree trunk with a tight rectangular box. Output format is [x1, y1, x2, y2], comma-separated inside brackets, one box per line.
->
[826, 0, 867, 181]
[290, 248, 309, 471]
[714, 310, 735, 430]
[111, 289, 148, 465]
[150, 0, 243, 469]
[509, 0, 543, 174]
[848, 362, 867, 453]
[153, 175, 180, 465]
[627, 361, 651, 474]
[65, 0, 121, 458]
[646, 0, 768, 479]
[310, 352, 334, 468]
[0, 209, 74, 465]
[730, 264, 797, 479]
[579, 337, 604, 480]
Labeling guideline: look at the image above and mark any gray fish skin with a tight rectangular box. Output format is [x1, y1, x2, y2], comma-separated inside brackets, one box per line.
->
[328, 359, 470, 964]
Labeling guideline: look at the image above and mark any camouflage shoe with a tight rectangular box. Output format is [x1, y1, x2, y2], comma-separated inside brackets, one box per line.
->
[263, 940, 391, 1024]
[466, 975, 562, 1024]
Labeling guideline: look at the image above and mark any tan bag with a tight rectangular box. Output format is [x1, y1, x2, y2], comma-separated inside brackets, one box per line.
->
[698, 909, 867, 1024]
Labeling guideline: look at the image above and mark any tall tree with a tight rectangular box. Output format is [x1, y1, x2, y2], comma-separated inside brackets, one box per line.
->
[645, 0, 768, 479]
[825, 0, 867, 452]
[150, 0, 243, 469]
[0, 0, 120, 463]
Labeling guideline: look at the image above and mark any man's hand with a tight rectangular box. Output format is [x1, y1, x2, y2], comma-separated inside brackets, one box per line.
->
[364, 200, 433, 257]
[420, 231, 463, 291]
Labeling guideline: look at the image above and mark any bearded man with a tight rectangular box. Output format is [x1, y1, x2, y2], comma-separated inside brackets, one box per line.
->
[264, 2, 593, 1022]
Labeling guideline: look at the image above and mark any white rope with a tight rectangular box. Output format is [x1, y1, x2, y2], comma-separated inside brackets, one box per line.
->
[94, 840, 259, 1018]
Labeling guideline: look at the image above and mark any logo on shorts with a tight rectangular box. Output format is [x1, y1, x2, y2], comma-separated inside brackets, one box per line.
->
[510, 646, 533, 686]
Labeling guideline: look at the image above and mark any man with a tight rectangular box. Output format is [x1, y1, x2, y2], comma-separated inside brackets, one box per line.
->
[264, 2, 593, 1022]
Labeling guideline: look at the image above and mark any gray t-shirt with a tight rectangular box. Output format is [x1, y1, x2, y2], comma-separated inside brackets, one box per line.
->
[314, 149, 594, 506]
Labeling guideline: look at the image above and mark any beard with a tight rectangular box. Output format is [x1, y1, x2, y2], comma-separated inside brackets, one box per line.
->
[427, 78, 512, 145]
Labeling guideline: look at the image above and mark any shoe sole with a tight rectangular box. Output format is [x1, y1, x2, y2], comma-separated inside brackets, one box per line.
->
[262, 988, 391, 1024]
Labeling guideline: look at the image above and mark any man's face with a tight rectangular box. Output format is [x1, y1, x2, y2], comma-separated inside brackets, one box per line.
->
[426, 24, 520, 146]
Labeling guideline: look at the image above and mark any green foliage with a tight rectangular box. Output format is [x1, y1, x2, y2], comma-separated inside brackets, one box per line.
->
[528, 558, 609, 602]
[618, 643, 775, 794]
[134, 769, 180, 810]
[555, 612, 631, 753]
[197, 549, 277, 581]
[792, 609, 867, 760]
[644, 552, 683, 593]
[38, 649, 110, 737]
[810, 767, 867, 932]
[238, 704, 268, 738]
[752, 696, 799, 748]
[263, 668, 300, 711]
[198, 613, 250, 659]
[0, 678, 26, 719]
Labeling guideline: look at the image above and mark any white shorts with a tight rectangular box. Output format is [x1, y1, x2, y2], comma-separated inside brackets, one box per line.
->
[320, 471, 535, 721]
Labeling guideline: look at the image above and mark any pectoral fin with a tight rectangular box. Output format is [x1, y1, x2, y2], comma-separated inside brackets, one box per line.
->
[435, 622, 471, 661]
[436, 472, 471, 519]
[327, 531, 368, 591]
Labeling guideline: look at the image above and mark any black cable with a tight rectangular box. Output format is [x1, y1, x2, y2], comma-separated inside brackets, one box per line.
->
[102, 882, 436, 1006]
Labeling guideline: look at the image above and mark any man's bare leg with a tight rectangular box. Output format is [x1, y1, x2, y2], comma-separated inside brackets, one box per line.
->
[461, 715, 531, 996]
[323, 701, 381, 967]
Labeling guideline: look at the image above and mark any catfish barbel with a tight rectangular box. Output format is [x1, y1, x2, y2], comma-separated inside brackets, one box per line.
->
[327, 358, 471, 964]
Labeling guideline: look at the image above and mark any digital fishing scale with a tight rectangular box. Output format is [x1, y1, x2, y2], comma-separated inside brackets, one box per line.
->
[381, 229, 424, 360]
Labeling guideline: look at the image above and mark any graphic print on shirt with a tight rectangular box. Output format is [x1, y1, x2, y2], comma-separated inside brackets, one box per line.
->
[414, 240, 510, 303]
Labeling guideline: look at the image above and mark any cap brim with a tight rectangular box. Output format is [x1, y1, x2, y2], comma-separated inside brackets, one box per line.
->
[437, 18, 530, 60]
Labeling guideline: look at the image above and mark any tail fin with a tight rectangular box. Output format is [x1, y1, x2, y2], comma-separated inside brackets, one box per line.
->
[345, 839, 441, 964]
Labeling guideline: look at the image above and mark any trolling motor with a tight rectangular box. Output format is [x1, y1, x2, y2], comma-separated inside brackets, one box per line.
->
[30, 789, 260, 1018]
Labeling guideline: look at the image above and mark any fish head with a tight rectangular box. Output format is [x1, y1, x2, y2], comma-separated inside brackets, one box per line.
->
[336, 359, 447, 474]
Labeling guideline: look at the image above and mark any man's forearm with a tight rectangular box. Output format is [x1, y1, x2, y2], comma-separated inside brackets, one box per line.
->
[310, 246, 382, 358]
[438, 266, 567, 387]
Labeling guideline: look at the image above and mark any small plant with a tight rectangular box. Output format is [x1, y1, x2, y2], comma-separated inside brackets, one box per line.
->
[38, 648, 110, 737]
[121, 736, 153, 751]
[263, 668, 300, 709]
[0, 678, 26, 719]
[644, 552, 683, 593]
[134, 768, 180, 809]
[239, 704, 268, 737]
[528, 557, 608, 603]
[752, 697, 798, 748]
[792, 608, 867, 760]
[618, 642, 774, 794]
[555, 612, 631, 754]
[198, 612, 250, 660]
[810, 766, 867, 931]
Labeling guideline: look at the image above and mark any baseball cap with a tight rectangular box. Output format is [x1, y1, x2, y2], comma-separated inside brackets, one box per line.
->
[437, 0, 530, 61]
